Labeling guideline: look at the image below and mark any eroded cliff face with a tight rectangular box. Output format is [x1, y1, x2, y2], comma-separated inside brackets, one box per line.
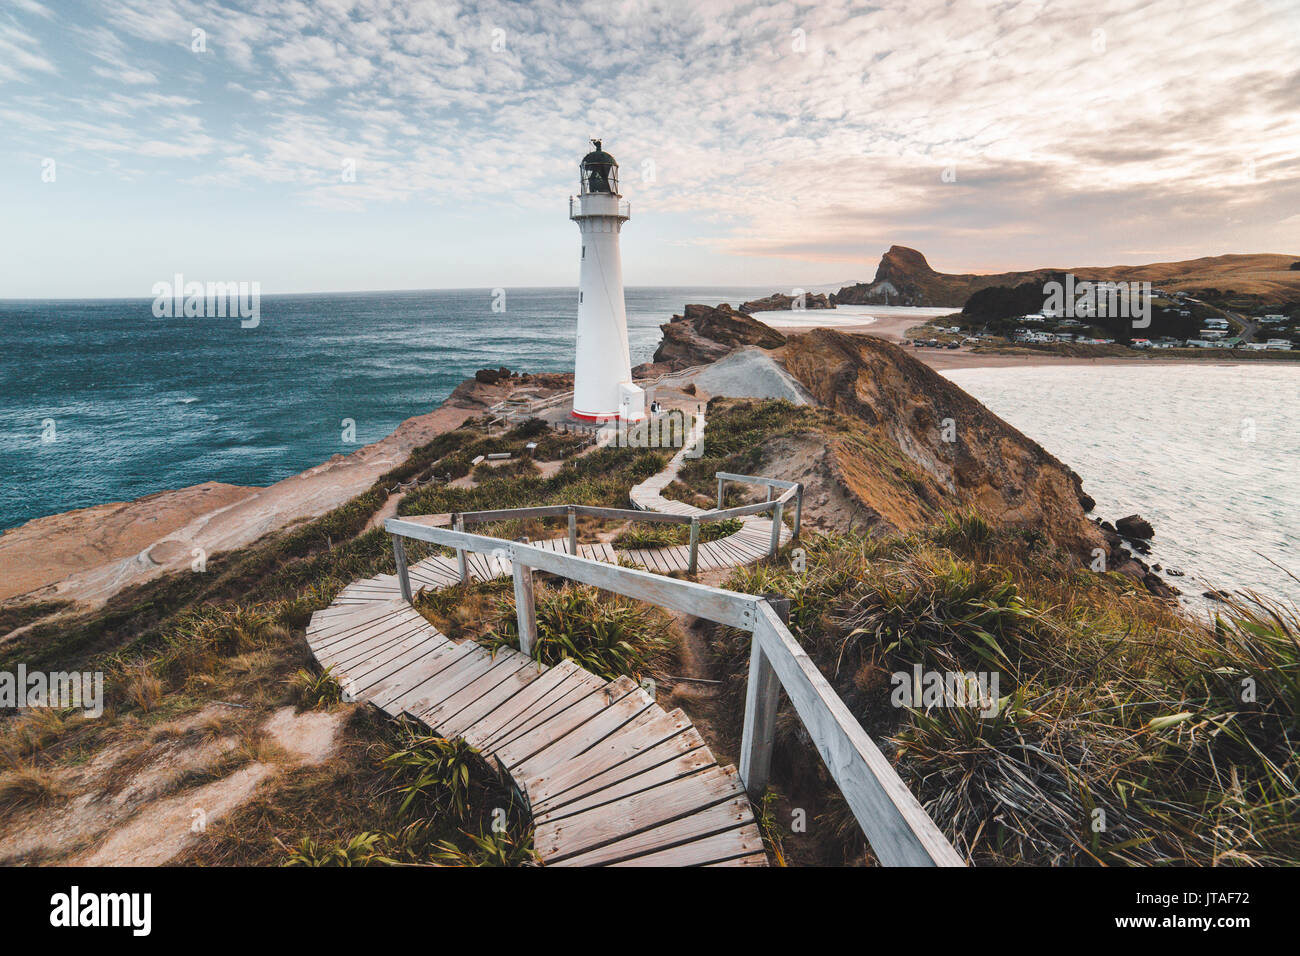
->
[650, 303, 786, 370]
[780, 329, 1106, 560]
[739, 292, 833, 313]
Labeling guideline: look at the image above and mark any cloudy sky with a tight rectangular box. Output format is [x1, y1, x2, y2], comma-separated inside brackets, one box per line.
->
[2, 0, 1298, 297]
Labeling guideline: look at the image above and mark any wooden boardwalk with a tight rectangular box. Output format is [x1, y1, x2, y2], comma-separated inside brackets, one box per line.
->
[306, 427, 789, 866]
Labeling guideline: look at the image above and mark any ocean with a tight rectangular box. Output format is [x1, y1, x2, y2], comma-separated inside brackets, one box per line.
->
[946, 365, 1300, 608]
[0, 287, 771, 530]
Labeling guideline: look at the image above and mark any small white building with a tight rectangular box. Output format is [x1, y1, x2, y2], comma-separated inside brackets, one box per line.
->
[1204, 318, 1229, 330]
[1261, 314, 1286, 323]
[1265, 339, 1293, 351]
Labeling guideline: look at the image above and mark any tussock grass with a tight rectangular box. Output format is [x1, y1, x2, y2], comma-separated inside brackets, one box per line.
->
[713, 525, 1300, 865]
[0, 766, 66, 813]
[482, 582, 673, 682]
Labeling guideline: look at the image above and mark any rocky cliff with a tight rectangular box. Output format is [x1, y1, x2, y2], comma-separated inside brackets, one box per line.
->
[778, 329, 1148, 576]
[832, 245, 1300, 308]
[739, 291, 834, 313]
[648, 303, 786, 371]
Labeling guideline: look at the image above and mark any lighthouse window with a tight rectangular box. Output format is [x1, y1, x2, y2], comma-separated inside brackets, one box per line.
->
[580, 292, 583, 302]
[582, 246, 585, 258]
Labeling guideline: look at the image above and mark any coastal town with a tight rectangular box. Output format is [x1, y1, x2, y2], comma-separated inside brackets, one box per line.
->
[910, 288, 1297, 353]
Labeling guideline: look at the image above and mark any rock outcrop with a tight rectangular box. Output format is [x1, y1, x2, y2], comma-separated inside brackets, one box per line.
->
[651, 303, 786, 370]
[740, 292, 834, 313]
[1115, 514, 1155, 541]
[780, 328, 1106, 559]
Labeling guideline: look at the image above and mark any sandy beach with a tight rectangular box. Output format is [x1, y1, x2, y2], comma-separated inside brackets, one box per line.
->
[764, 309, 1290, 372]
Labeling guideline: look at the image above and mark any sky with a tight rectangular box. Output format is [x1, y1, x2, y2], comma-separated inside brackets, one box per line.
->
[1, 0, 1298, 297]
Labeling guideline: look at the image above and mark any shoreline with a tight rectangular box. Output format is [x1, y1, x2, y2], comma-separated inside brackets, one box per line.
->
[0, 385, 510, 611]
[765, 311, 1300, 371]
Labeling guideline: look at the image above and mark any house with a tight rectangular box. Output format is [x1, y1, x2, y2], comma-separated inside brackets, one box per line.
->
[1241, 342, 1268, 351]
[1185, 339, 1215, 348]
[1201, 329, 1227, 340]
[1265, 339, 1293, 351]
[1204, 318, 1229, 330]
[1130, 338, 1153, 349]
[1261, 314, 1286, 324]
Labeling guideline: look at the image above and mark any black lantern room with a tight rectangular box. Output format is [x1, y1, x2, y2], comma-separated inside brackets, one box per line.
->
[580, 139, 619, 195]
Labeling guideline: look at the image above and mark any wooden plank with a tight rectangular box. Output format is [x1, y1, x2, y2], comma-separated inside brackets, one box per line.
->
[390, 649, 508, 719]
[510, 686, 657, 780]
[535, 766, 747, 863]
[365, 641, 482, 713]
[418, 651, 538, 733]
[750, 603, 964, 867]
[703, 851, 770, 866]
[606, 821, 766, 867]
[344, 628, 450, 690]
[533, 744, 716, 825]
[477, 669, 610, 756]
[431, 658, 564, 742]
[521, 708, 696, 811]
[495, 676, 639, 770]
[310, 608, 414, 658]
[325, 618, 436, 672]
[458, 661, 587, 751]
[345, 637, 456, 699]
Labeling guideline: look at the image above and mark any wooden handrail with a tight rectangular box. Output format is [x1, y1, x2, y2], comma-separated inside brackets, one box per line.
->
[383, 516, 963, 867]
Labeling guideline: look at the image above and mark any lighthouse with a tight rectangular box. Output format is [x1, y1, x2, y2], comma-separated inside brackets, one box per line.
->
[570, 140, 645, 422]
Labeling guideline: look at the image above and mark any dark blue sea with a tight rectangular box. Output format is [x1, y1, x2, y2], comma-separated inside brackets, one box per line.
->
[0, 287, 769, 530]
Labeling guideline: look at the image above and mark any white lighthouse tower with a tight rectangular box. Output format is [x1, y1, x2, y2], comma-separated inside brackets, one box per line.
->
[570, 140, 645, 422]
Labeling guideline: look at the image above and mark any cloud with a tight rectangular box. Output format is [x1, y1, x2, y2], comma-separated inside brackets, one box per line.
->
[4, 0, 1299, 274]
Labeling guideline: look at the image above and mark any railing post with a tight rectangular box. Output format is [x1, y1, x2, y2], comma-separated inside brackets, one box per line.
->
[769, 500, 784, 556]
[688, 517, 700, 574]
[511, 551, 537, 657]
[567, 505, 577, 555]
[740, 594, 788, 798]
[392, 534, 412, 604]
[794, 483, 803, 541]
[766, 485, 773, 502]
[716, 476, 725, 510]
[455, 513, 469, 584]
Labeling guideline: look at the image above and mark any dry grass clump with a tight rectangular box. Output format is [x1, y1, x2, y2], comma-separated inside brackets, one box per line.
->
[0, 766, 67, 813]
[715, 523, 1300, 866]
